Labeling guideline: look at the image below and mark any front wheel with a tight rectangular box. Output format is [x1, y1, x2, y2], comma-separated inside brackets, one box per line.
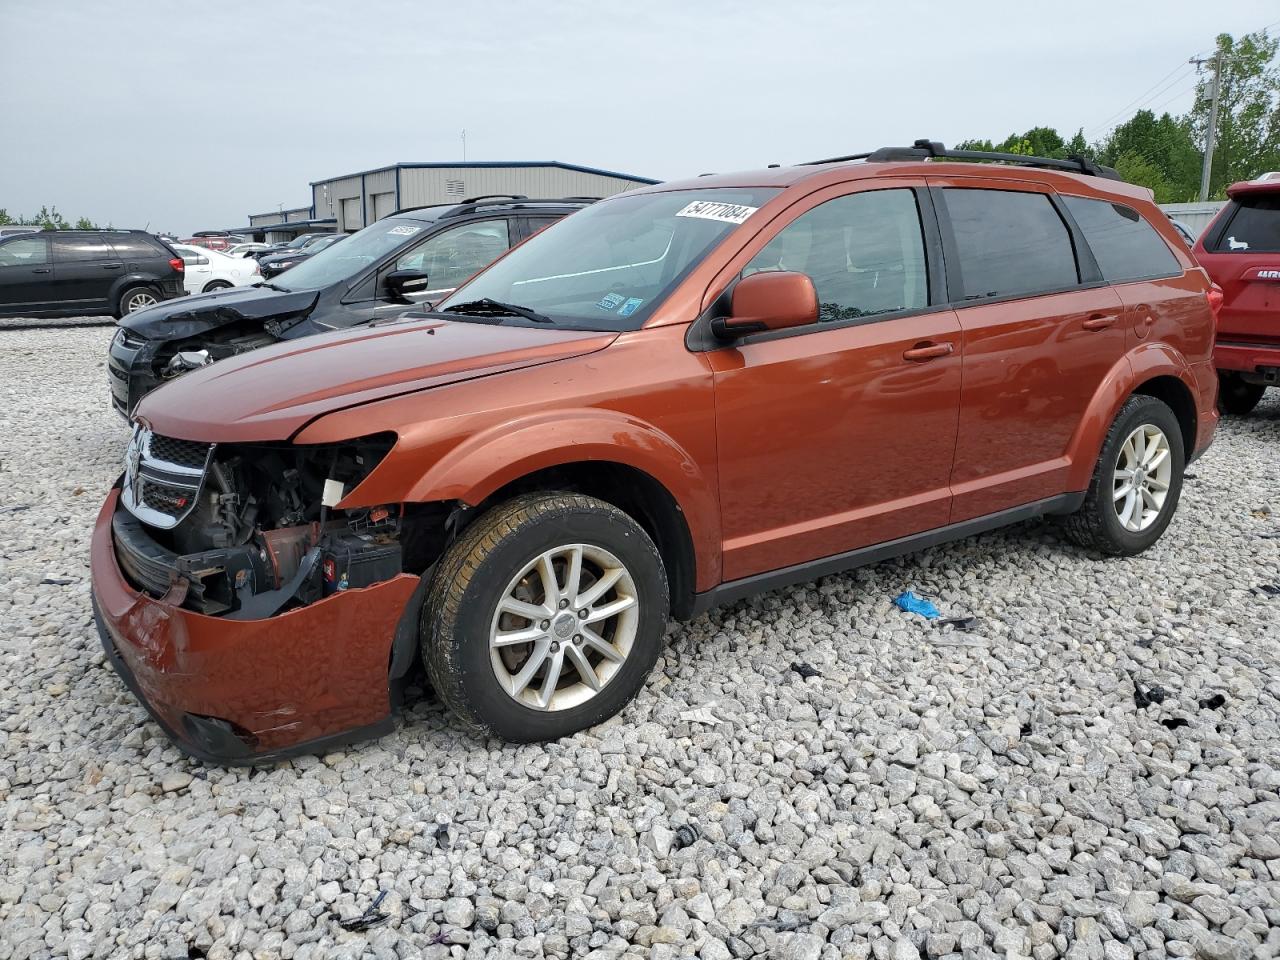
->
[422, 492, 669, 742]
[1063, 395, 1185, 556]
[1217, 372, 1265, 416]
[202, 280, 232, 293]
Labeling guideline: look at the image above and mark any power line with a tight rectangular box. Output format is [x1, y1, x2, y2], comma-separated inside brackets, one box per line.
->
[1085, 64, 1197, 137]
[1084, 61, 1192, 136]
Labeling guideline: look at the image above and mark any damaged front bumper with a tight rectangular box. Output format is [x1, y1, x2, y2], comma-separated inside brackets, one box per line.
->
[108, 328, 162, 418]
[91, 489, 422, 764]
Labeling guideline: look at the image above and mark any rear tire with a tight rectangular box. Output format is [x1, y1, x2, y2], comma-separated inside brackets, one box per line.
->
[422, 492, 669, 742]
[1063, 395, 1184, 556]
[202, 280, 232, 293]
[1217, 372, 1265, 416]
[117, 286, 158, 317]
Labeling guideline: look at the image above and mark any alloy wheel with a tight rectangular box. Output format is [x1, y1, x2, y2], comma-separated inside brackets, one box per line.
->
[126, 291, 158, 313]
[1113, 424, 1172, 532]
[489, 543, 639, 711]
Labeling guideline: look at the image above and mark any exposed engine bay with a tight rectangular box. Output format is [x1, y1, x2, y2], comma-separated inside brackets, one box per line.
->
[114, 429, 449, 617]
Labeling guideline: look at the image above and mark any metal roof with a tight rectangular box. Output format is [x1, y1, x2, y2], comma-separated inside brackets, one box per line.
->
[308, 161, 659, 186]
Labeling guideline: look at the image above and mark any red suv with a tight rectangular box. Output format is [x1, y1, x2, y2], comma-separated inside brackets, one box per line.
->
[1193, 174, 1280, 414]
[91, 141, 1220, 763]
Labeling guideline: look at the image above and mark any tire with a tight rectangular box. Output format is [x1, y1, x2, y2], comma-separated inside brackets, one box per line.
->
[117, 286, 159, 317]
[422, 492, 669, 742]
[1217, 372, 1265, 416]
[1063, 394, 1185, 556]
[202, 280, 232, 293]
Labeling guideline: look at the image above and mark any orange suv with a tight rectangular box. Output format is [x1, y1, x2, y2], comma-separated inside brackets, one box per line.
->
[91, 140, 1219, 762]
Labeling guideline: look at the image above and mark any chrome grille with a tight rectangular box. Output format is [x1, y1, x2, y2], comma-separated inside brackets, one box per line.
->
[120, 425, 213, 529]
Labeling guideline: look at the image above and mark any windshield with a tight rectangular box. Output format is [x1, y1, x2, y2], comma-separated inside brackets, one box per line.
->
[285, 235, 315, 249]
[266, 219, 431, 291]
[437, 188, 779, 329]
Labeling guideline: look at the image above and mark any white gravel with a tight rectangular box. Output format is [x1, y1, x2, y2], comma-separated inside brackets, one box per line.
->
[1, 326, 1279, 960]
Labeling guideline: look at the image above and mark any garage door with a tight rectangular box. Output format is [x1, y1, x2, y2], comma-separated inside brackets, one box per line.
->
[340, 197, 362, 231]
[372, 192, 396, 221]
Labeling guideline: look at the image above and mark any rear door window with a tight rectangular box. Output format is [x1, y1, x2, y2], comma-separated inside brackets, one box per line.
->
[108, 234, 164, 258]
[1062, 196, 1180, 282]
[1213, 195, 1280, 252]
[942, 188, 1078, 300]
[744, 188, 929, 322]
[52, 235, 114, 263]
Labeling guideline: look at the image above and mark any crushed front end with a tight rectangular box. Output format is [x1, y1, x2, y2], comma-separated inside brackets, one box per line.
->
[91, 425, 447, 763]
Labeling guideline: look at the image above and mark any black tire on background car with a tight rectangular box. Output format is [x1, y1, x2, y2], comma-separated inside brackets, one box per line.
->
[422, 492, 670, 742]
[1217, 372, 1266, 416]
[117, 286, 159, 317]
[1063, 394, 1185, 556]
[203, 280, 232, 293]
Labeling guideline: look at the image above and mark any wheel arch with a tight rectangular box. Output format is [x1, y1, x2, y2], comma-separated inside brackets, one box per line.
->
[1130, 374, 1197, 456]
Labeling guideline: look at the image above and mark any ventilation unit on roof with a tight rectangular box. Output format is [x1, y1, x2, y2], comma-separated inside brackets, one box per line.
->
[445, 179, 465, 197]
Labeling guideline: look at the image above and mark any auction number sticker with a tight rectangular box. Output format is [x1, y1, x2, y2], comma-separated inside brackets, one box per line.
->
[675, 201, 758, 225]
[387, 225, 421, 237]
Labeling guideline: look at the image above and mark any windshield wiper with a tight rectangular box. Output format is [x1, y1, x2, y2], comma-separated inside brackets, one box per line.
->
[255, 281, 290, 293]
[442, 298, 552, 324]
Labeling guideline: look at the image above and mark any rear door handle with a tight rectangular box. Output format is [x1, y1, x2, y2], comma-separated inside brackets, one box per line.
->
[1082, 313, 1118, 331]
[903, 341, 954, 362]
[102, 262, 123, 270]
[32, 267, 51, 274]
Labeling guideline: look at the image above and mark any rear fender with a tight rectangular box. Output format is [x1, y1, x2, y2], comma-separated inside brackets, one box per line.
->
[1063, 344, 1199, 490]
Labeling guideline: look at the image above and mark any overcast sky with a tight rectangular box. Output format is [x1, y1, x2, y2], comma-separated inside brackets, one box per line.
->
[1, 0, 1276, 235]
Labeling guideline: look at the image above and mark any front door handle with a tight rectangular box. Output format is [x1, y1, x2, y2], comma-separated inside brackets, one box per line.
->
[1082, 313, 1118, 331]
[102, 262, 123, 270]
[32, 267, 51, 274]
[903, 341, 954, 362]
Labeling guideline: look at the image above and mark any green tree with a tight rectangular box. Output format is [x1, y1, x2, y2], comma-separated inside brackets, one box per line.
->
[1096, 110, 1201, 201]
[1190, 30, 1280, 196]
[74, 216, 97, 229]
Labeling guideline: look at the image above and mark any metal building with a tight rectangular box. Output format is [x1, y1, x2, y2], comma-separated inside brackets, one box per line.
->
[310, 161, 658, 233]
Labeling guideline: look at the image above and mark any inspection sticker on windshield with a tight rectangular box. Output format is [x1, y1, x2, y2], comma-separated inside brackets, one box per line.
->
[675, 201, 758, 225]
[596, 292, 626, 311]
[387, 225, 421, 237]
[617, 297, 644, 317]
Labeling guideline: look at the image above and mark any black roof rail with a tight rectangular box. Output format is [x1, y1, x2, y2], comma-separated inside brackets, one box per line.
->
[460, 193, 529, 204]
[804, 139, 1122, 180]
[438, 196, 599, 219]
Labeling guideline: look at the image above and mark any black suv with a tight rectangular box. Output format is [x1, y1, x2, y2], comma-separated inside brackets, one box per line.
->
[0, 230, 185, 319]
[107, 196, 593, 416]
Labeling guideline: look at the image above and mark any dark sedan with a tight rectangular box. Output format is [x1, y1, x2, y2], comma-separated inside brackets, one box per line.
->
[259, 233, 347, 278]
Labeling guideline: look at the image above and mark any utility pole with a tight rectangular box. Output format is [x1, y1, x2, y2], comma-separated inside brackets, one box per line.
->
[461, 129, 467, 162]
[1190, 52, 1222, 201]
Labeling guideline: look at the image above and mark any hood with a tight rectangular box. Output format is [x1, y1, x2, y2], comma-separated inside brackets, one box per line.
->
[119, 284, 319, 339]
[135, 317, 617, 442]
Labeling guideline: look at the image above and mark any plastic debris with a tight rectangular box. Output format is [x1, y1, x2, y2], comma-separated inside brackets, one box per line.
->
[679, 704, 724, 725]
[41, 578, 74, 586]
[338, 890, 388, 931]
[1198, 693, 1227, 710]
[1133, 681, 1168, 709]
[894, 591, 940, 619]
[1253, 584, 1280, 597]
[791, 662, 821, 679]
[673, 824, 699, 850]
[431, 823, 451, 851]
[1161, 717, 1190, 730]
[936, 616, 978, 631]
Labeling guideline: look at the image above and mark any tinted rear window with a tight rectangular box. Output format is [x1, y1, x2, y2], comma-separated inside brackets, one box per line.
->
[52, 235, 114, 262]
[943, 188, 1078, 300]
[1063, 196, 1181, 282]
[1214, 195, 1280, 252]
[107, 234, 165, 257]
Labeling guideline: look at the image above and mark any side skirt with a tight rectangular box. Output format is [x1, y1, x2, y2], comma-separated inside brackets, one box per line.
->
[688, 493, 1085, 618]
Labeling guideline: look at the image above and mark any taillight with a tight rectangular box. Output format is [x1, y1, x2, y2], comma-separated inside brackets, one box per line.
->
[169, 257, 185, 273]
[1206, 283, 1224, 327]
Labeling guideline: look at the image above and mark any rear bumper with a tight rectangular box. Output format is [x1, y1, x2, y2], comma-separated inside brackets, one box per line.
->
[1215, 340, 1280, 378]
[90, 490, 419, 764]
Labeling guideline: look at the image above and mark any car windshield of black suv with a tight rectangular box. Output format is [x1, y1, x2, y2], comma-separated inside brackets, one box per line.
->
[436, 188, 780, 330]
[267, 220, 428, 292]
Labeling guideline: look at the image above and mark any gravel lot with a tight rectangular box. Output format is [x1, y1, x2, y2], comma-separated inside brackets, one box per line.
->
[2, 325, 1279, 960]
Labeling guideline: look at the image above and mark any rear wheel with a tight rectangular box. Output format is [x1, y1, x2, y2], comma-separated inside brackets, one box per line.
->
[1217, 372, 1265, 416]
[1063, 395, 1185, 556]
[202, 280, 232, 293]
[422, 492, 669, 741]
[117, 286, 158, 317]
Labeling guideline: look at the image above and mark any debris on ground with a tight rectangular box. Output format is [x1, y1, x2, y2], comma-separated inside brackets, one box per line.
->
[40, 577, 75, 586]
[1133, 680, 1168, 709]
[337, 891, 389, 932]
[790, 662, 821, 679]
[893, 590, 940, 619]
[1252, 583, 1280, 597]
[673, 824, 699, 850]
[679, 704, 724, 725]
[1161, 717, 1190, 730]
[1199, 693, 1227, 710]
[936, 615, 978, 631]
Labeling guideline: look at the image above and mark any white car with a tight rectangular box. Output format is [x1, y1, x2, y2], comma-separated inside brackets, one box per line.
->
[226, 242, 273, 258]
[173, 244, 261, 294]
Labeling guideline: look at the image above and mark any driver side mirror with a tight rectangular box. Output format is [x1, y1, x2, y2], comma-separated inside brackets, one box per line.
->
[711, 270, 818, 339]
[385, 268, 430, 302]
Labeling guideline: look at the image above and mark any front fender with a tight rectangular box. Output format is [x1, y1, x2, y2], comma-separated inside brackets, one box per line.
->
[1063, 343, 1200, 490]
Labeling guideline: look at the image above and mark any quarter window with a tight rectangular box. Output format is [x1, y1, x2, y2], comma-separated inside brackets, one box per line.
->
[943, 189, 1078, 300]
[396, 220, 510, 292]
[745, 189, 928, 322]
[1062, 196, 1180, 282]
[0, 236, 49, 266]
